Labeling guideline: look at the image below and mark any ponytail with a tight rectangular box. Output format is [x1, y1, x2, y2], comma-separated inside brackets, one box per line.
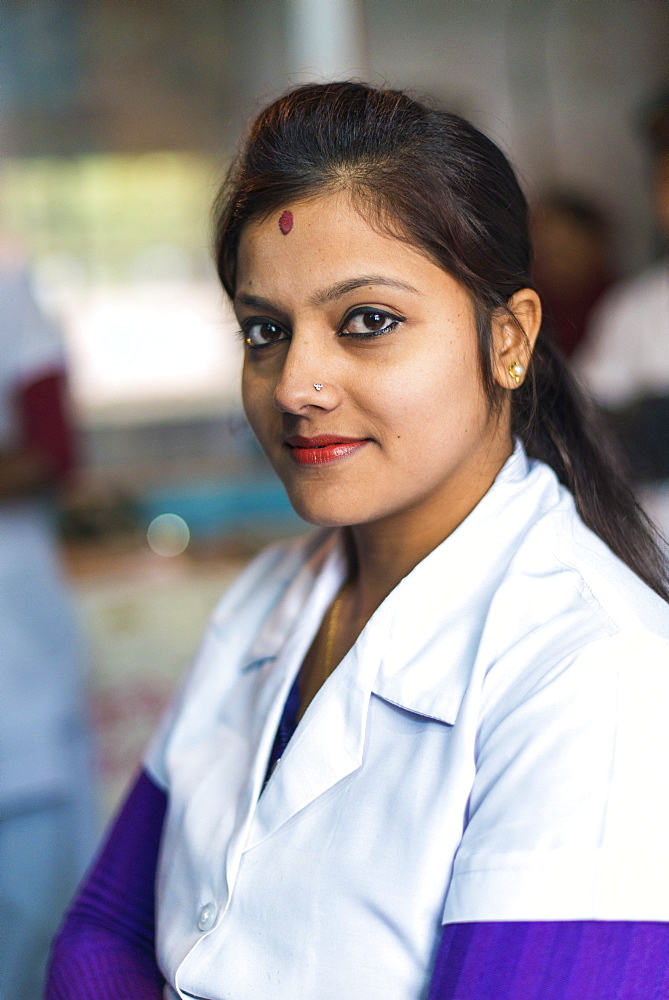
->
[514, 337, 669, 600]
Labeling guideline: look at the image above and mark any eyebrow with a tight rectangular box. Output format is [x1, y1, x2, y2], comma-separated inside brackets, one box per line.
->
[310, 275, 419, 305]
[234, 276, 419, 315]
[233, 293, 291, 324]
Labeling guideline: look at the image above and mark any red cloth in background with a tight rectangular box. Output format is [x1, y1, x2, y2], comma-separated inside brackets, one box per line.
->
[535, 271, 612, 358]
[18, 371, 76, 479]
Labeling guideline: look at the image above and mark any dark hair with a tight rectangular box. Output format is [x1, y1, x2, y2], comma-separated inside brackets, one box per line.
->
[214, 81, 668, 600]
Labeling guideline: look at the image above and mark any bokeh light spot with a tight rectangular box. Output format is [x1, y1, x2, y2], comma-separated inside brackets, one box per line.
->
[147, 513, 190, 557]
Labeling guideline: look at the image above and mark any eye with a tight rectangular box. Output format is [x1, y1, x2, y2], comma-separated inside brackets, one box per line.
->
[242, 319, 289, 348]
[340, 308, 404, 338]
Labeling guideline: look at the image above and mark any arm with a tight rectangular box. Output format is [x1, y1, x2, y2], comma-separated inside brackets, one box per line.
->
[0, 372, 76, 499]
[427, 628, 669, 998]
[46, 770, 167, 1000]
[428, 919, 669, 999]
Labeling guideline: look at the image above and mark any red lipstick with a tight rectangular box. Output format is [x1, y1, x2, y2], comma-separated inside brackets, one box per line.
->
[285, 434, 368, 466]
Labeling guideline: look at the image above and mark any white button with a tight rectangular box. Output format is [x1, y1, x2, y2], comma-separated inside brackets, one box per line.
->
[197, 901, 217, 931]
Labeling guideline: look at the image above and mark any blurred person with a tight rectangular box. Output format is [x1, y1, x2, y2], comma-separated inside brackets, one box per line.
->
[575, 89, 669, 541]
[531, 190, 614, 358]
[0, 237, 96, 1000]
[48, 83, 669, 1000]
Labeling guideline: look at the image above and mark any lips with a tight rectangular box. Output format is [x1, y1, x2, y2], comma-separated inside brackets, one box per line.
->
[285, 434, 369, 466]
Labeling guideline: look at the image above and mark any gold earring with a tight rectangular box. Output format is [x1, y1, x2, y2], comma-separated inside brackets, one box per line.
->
[509, 362, 524, 385]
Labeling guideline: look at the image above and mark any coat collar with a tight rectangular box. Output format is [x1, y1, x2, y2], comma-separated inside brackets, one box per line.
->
[373, 442, 558, 724]
[241, 443, 563, 853]
[243, 443, 562, 727]
[242, 528, 347, 672]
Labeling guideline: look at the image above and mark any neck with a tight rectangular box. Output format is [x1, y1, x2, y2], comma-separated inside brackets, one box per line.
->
[344, 440, 513, 628]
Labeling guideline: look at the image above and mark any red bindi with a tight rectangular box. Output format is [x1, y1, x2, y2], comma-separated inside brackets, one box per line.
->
[278, 210, 294, 234]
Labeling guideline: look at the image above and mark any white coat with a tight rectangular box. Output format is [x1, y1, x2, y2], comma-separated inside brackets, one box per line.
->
[147, 444, 669, 1000]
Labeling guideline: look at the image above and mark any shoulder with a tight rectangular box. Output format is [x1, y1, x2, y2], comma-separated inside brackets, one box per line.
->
[522, 490, 669, 636]
[185, 526, 339, 663]
[144, 528, 336, 787]
[476, 473, 669, 721]
[206, 530, 326, 628]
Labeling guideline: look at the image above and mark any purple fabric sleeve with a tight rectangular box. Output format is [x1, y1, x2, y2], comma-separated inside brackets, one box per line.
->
[428, 919, 669, 999]
[45, 769, 166, 1000]
[44, 727, 669, 999]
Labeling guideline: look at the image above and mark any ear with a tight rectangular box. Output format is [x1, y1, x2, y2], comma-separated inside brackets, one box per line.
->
[491, 288, 542, 390]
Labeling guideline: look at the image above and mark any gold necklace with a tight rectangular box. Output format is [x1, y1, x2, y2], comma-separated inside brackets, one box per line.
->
[323, 586, 347, 681]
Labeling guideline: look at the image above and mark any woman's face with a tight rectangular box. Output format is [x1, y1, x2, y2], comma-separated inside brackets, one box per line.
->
[235, 190, 521, 536]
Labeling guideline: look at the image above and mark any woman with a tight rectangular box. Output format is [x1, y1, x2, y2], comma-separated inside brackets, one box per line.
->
[47, 83, 669, 1000]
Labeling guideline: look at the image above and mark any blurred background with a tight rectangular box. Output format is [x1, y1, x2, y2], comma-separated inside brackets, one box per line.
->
[1, 0, 668, 818]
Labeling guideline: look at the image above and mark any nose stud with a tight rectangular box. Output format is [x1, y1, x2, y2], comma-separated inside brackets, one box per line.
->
[313, 383, 323, 391]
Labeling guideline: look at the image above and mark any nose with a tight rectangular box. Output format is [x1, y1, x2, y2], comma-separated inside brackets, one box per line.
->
[273, 336, 340, 414]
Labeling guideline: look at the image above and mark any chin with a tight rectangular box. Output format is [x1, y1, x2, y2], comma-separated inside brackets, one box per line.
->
[287, 500, 354, 529]
[282, 487, 369, 530]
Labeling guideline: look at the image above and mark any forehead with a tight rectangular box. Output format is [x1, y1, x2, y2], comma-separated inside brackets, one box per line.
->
[235, 190, 439, 295]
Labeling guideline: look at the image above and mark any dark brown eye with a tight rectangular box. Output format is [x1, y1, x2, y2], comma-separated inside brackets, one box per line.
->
[342, 309, 401, 337]
[244, 320, 288, 347]
[362, 311, 386, 331]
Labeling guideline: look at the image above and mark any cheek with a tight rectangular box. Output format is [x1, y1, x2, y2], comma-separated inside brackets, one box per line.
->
[374, 342, 479, 427]
[241, 365, 271, 436]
